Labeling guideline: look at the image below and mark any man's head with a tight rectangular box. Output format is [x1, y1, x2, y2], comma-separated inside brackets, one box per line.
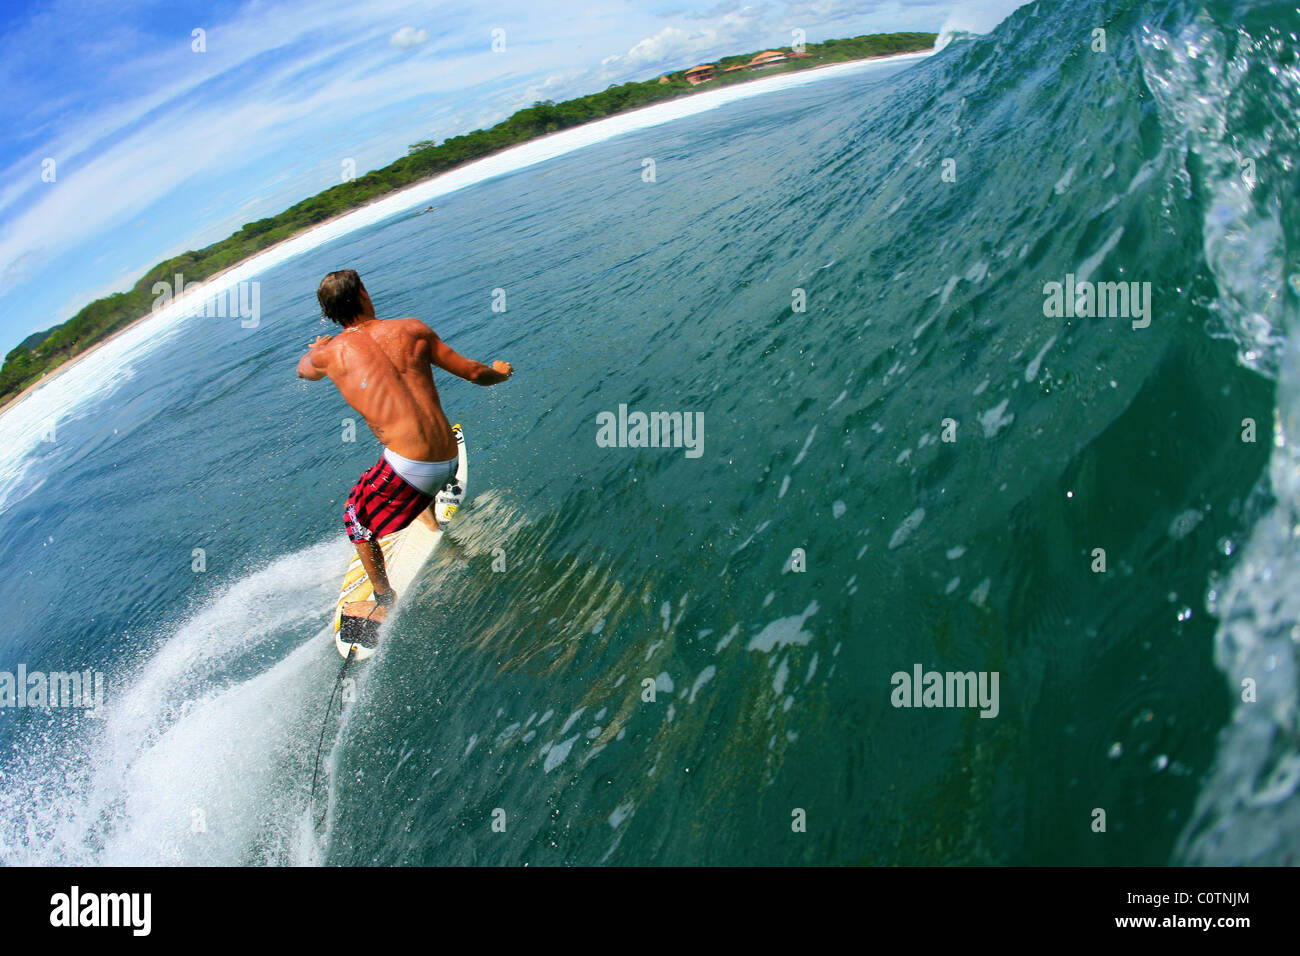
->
[318, 270, 371, 326]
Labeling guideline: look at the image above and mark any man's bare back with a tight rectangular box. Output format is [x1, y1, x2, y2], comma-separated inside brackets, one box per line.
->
[297, 288, 511, 460]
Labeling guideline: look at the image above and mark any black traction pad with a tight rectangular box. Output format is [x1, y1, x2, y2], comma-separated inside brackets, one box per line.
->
[339, 613, 382, 650]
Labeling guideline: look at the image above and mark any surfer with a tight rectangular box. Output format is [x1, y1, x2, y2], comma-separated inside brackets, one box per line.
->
[297, 269, 512, 623]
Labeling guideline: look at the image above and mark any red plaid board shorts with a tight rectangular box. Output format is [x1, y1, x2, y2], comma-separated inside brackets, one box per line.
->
[343, 457, 433, 543]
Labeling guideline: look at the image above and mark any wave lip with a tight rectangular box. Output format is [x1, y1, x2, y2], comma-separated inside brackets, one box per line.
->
[936, 0, 1033, 50]
[1136, 13, 1300, 865]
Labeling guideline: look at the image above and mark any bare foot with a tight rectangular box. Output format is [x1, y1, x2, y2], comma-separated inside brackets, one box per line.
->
[341, 600, 389, 623]
[416, 509, 441, 531]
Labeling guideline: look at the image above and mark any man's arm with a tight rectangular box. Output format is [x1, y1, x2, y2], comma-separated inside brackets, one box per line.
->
[424, 325, 512, 385]
[297, 336, 332, 380]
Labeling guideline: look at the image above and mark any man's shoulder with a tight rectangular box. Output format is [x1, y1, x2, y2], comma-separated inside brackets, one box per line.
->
[389, 316, 434, 335]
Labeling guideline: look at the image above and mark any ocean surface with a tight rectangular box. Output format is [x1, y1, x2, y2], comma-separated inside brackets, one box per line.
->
[0, 0, 1297, 865]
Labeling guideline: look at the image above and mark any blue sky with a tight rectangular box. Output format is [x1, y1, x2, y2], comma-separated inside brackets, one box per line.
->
[0, 0, 1018, 355]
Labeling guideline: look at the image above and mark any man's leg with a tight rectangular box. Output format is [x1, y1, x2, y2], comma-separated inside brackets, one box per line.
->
[342, 538, 396, 622]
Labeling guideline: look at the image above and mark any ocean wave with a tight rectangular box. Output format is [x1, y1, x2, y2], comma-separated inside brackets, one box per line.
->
[1137, 6, 1300, 864]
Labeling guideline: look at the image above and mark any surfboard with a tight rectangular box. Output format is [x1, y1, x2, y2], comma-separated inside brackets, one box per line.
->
[331, 424, 467, 660]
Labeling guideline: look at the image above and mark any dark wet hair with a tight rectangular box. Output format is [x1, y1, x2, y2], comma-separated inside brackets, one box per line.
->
[318, 270, 366, 325]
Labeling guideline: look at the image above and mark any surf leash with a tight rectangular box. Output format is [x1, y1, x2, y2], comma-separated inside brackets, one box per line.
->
[310, 644, 357, 828]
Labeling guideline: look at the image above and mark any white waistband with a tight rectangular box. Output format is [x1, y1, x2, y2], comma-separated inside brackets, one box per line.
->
[383, 447, 457, 495]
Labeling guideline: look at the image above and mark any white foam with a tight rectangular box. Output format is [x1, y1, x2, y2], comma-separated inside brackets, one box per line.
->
[979, 398, 1015, 437]
[543, 734, 579, 773]
[689, 666, 716, 704]
[773, 657, 790, 695]
[1025, 334, 1058, 382]
[0, 539, 348, 865]
[792, 425, 818, 467]
[747, 601, 820, 653]
[1075, 226, 1124, 288]
[889, 507, 926, 549]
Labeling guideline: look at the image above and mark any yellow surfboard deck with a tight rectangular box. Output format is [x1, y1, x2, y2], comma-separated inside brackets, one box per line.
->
[332, 425, 467, 660]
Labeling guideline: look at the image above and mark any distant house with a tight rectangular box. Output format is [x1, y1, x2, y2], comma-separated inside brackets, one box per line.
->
[722, 63, 748, 74]
[684, 64, 715, 84]
[657, 75, 670, 84]
[747, 50, 788, 69]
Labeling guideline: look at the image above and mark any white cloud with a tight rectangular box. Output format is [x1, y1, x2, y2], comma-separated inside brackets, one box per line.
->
[606, 3, 773, 73]
[390, 26, 430, 48]
[624, 27, 707, 66]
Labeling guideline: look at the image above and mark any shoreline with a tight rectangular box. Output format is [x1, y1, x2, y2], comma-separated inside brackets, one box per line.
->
[0, 195, 406, 420]
[0, 45, 932, 421]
